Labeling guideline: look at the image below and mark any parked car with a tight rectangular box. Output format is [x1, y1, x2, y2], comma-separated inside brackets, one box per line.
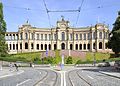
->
[98, 62, 110, 67]
[114, 60, 120, 70]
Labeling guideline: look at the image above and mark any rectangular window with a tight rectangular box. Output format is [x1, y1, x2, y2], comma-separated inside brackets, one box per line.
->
[80, 34, 82, 40]
[41, 34, 43, 41]
[16, 34, 18, 40]
[45, 34, 47, 41]
[5, 34, 8, 40]
[20, 33, 22, 40]
[93, 32, 96, 39]
[84, 33, 86, 40]
[88, 33, 91, 40]
[54, 34, 56, 40]
[31, 33, 34, 40]
[76, 34, 78, 40]
[70, 34, 72, 41]
[37, 34, 39, 40]
[49, 34, 51, 41]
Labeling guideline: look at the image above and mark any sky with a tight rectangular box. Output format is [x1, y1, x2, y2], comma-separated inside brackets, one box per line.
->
[1, 0, 120, 32]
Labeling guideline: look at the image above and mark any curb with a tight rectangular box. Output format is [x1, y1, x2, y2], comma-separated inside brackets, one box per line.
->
[99, 71, 120, 79]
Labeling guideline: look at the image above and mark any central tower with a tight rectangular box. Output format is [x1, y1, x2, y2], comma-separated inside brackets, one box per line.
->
[56, 16, 70, 50]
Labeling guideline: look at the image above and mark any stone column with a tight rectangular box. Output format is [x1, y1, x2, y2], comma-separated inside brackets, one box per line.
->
[103, 29, 105, 50]
[90, 31, 93, 52]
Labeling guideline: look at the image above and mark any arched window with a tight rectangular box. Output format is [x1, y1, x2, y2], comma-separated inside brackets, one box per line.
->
[9, 44, 11, 50]
[99, 32, 102, 39]
[31, 43, 33, 49]
[25, 43, 28, 49]
[49, 44, 51, 50]
[54, 44, 57, 50]
[93, 43, 95, 49]
[99, 42, 102, 49]
[84, 44, 86, 50]
[70, 44, 73, 50]
[37, 44, 39, 50]
[87, 44, 90, 50]
[41, 44, 43, 50]
[16, 44, 18, 50]
[75, 44, 78, 50]
[45, 44, 47, 50]
[105, 43, 108, 49]
[61, 43, 65, 50]
[25, 33, 28, 40]
[20, 43, 22, 49]
[13, 44, 15, 50]
[79, 44, 82, 50]
[62, 32, 65, 41]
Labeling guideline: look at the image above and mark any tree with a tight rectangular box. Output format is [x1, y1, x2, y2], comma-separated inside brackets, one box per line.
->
[108, 11, 120, 57]
[0, 2, 7, 57]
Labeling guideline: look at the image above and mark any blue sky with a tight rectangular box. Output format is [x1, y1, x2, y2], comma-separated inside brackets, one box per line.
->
[1, 0, 120, 32]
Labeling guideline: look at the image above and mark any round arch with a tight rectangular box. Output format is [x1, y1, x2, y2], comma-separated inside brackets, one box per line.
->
[70, 44, 73, 50]
[61, 43, 65, 50]
[99, 42, 102, 49]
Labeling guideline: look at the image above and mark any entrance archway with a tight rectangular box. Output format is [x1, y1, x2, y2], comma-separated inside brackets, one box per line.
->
[61, 43, 65, 50]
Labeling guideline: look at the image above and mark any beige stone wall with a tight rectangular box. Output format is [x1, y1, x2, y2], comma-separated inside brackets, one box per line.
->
[5, 19, 111, 54]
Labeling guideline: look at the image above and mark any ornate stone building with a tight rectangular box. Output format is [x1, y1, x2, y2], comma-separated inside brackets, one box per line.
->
[5, 18, 111, 54]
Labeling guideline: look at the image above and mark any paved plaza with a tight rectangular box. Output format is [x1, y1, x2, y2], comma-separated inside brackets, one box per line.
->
[0, 66, 120, 86]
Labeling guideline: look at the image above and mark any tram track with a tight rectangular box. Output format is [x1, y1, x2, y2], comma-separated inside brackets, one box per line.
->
[68, 69, 92, 86]
[34, 69, 59, 86]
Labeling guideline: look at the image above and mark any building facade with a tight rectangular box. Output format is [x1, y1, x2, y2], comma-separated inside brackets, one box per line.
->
[5, 18, 111, 54]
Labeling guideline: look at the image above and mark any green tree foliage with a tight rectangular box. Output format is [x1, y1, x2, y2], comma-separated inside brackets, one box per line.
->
[0, 2, 7, 56]
[66, 56, 73, 64]
[55, 50, 61, 64]
[75, 59, 82, 64]
[108, 11, 120, 56]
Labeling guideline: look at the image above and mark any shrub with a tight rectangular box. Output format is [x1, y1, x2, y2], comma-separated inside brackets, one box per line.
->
[76, 59, 82, 64]
[66, 56, 73, 64]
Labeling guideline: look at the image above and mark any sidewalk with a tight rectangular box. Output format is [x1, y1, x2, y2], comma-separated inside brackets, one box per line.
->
[0, 67, 24, 79]
[99, 70, 120, 79]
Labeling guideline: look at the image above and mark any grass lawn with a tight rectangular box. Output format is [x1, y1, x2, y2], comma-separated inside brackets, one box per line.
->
[0, 52, 41, 62]
[0, 51, 119, 64]
[86, 52, 110, 61]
